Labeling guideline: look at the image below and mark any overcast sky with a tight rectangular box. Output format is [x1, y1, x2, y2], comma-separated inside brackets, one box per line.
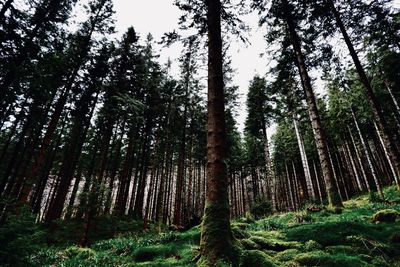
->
[110, 0, 400, 135]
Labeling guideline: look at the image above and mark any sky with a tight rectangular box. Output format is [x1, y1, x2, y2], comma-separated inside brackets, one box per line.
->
[110, 0, 400, 136]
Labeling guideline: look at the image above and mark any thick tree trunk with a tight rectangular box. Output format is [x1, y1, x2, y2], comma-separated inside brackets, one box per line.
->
[200, 0, 235, 264]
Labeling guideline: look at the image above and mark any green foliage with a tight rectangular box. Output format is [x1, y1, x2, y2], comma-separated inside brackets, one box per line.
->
[0, 208, 45, 267]
[250, 197, 273, 219]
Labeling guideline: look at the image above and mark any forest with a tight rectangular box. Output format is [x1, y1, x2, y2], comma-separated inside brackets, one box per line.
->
[0, 0, 400, 266]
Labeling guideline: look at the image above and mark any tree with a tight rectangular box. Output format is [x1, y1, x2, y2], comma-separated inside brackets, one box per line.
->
[199, 0, 236, 264]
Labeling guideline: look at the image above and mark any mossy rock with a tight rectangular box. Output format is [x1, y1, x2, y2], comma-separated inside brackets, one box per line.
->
[249, 236, 300, 252]
[371, 209, 399, 223]
[240, 250, 276, 267]
[304, 240, 323, 251]
[240, 238, 261, 250]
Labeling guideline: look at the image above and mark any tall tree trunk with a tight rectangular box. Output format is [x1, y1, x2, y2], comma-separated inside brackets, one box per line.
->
[200, 0, 235, 264]
[284, 0, 342, 207]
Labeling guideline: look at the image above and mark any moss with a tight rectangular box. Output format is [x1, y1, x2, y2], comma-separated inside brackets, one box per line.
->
[199, 201, 239, 266]
[63, 246, 96, 260]
[240, 250, 276, 267]
[231, 222, 250, 230]
[371, 209, 399, 223]
[324, 245, 361, 255]
[239, 238, 260, 250]
[284, 220, 396, 246]
[293, 250, 367, 266]
[231, 225, 250, 239]
[249, 236, 300, 251]
[304, 240, 323, 251]
[273, 248, 300, 262]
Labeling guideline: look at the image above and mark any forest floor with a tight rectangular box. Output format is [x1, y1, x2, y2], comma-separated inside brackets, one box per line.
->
[3, 186, 400, 267]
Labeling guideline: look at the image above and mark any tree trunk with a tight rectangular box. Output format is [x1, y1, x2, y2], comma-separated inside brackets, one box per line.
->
[262, 121, 276, 212]
[293, 116, 315, 199]
[284, 0, 342, 207]
[199, 0, 235, 264]
[348, 127, 370, 192]
[374, 122, 400, 187]
[351, 109, 383, 198]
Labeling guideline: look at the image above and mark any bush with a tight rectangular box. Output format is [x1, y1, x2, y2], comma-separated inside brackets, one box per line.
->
[250, 197, 272, 219]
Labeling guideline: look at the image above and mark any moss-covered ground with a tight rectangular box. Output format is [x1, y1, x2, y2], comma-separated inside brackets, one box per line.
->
[5, 186, 400, 266]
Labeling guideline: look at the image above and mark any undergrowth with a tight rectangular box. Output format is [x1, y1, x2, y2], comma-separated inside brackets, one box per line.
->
[2, 186, 399, 266]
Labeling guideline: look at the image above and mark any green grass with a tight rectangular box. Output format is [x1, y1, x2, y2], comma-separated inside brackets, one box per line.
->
[14, 186, 400, 266]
